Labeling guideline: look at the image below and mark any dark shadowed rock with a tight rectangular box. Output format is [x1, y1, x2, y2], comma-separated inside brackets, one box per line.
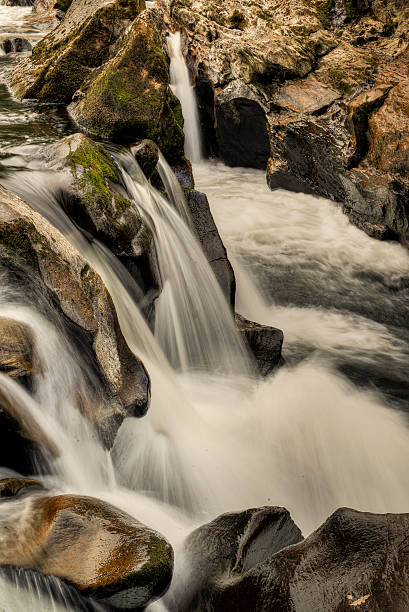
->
[0, 38, 32, 54]
[171, 506, 409, 611]
[0, 492, 173, 610]
[185, 189, 235, 306]
[215, 81, 270, 169]
[169, 506, 303, 612]
[235, 313, 283, 375]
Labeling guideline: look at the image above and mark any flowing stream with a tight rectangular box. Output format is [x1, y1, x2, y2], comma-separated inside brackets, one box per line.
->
[0, 8, 409, 611]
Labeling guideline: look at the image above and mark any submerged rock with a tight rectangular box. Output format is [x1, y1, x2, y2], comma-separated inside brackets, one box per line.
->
[0, 491, 173, 610]
[0, 477, 44, 498]
[235, 313, 283, 375]
[171, 506, 409, 611]
[0, 38, 32, 54]
[0, 184, 150, 449]
[69, 10, 185, 164]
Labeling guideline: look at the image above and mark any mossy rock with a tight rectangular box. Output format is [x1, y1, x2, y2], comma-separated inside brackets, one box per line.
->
[0, 493, 173, 609]
[10, 0, 144, 103]
[68, 13, 185, 164]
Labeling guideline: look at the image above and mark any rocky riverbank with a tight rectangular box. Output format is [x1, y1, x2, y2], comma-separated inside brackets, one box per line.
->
[168, 0, 409, 245]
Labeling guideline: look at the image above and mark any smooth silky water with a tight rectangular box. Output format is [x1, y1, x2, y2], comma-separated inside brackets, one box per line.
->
[1, 9, 409, 611]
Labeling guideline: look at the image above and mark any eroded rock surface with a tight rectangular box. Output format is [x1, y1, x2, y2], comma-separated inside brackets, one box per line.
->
[0, 489, 173, 610]
[235, 313, 283, 375]
[169, 0, 409, 245]
[170, 506, 409, 612]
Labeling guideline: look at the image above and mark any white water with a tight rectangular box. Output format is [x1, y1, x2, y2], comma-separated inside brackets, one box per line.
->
[1, 13, 409, 612]
[168, 31, 202, 163]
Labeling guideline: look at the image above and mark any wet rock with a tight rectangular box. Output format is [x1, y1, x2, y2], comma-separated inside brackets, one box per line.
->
[0, 477, 44, 498]
[235, 314, 283, 376]
[169, 506, 303, 612]
[215, 81, 270, 169]
[185, 189, 235, 306]
[132, 139, 160, 180]
[172, 507, 409, 612]
[0, 493, 173, 610]
[10, 0, 143, 103]
[0, 317, 33, 385]
[41, 133, 155, 293]
[169, 0, 409, 247]
[0, 184, 150, 447]
[0, 38, 32, 54]
[69, 10, 185, 164]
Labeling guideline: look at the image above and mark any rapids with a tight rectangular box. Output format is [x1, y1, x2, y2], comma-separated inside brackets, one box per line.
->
[0, 7, 408, 611]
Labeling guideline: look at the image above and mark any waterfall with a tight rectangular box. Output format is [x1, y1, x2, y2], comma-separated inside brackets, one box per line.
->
[168, 31, 202, 163]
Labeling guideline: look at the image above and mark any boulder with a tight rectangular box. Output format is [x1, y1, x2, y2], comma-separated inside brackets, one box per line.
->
[0, 491, 173, 610]
[0, 184, 150, 449]
[171, 507, 409, 612]
[169, 506, 303, 612]
[235, 314, 283, 375]
[69, 10, 185, 164]
[10, 0, 144, 103]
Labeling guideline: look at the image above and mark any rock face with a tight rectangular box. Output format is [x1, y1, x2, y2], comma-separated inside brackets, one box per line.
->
[0, 184, 150, 450]
[0, 318, 33, 385]
[69, 9, 185, 163]
[171, 506, 409, 612]
[235, 313, 283, 375]
[0, 488, 173, 610]
[185, 189, 235, 306]
[170, 0, 409, 246]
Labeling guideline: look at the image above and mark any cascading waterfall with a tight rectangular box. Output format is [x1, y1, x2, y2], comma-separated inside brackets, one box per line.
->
[167, 31, 202, 163]
[1, 10, 409, 612]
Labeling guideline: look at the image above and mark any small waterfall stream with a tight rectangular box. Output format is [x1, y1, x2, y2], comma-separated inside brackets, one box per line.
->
[0, 11, 409, 612]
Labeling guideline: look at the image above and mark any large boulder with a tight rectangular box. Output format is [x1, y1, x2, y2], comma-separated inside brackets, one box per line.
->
[10, 0, 144, 103]
[0, 184, 150, 449]
[0, 487, 173, 610]
[69, 10, 185, 164]
[170, 506, 409, 611]
[168, 506, 303, 611]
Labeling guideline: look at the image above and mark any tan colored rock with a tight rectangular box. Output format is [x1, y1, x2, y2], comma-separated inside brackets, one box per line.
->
[0, 184, 150, 445]
[0, 492, 173, 610]
[276, 75, 339, 113]
[0, 318, 33, 380]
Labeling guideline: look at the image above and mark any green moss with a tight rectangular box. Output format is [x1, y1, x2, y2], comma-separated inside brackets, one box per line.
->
[343, 0, 370, 21]
[316, 0, 335, 29]
[68, 139, 130, 218]
[328, 68, 352, 94]
[0, 221, 39, 265]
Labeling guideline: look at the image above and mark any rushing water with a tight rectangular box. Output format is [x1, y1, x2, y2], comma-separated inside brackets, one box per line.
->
[1, 9, 409, 611]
